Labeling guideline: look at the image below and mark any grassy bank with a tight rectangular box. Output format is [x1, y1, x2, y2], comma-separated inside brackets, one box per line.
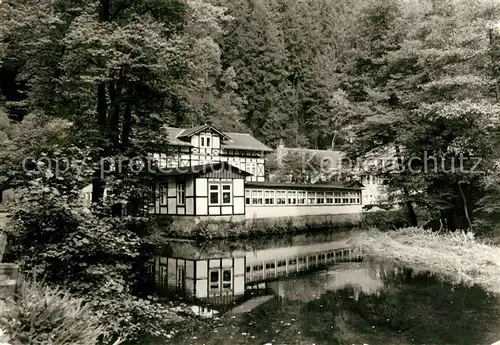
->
[155, 211, 409, 240]
[350, 227, 500, 293]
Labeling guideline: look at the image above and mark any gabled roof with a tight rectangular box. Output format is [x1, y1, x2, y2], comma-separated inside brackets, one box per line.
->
[267, 146, 345, 171]
[154, 162, 252, 177]
[164, 125, 273, 152]
[224, 132, 273, 152]
[165, 127, 194, 147]
[177, 124, 231, 140]
[282, 148, 345, 162]
[270, 145, 397, 171]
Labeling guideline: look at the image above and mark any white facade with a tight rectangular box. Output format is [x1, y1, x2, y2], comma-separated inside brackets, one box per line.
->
[148, 162, 248, 217]
[272, 144, 390, 208]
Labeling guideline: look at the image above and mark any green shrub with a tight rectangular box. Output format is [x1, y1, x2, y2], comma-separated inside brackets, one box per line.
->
[89, 293, 181, 343]
[0, 279, 103, 345]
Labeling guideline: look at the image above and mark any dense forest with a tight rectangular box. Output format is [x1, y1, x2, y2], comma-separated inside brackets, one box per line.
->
[1, 0, 500, 343]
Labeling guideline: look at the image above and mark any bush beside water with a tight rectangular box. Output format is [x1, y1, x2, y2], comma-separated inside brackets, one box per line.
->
[0, 280, 103, 345]
[0, 278, 182, 345]
[350, 227, 500, 293]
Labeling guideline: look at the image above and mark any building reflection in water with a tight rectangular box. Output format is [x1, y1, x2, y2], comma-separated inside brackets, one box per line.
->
[149, 234, 401, 312]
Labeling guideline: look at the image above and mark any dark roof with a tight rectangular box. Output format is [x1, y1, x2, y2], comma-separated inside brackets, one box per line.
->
[224, 132, 273, 152]
[245, 181, 362, 191]
[164, 126, 273, 152]
[269, 146, 398, 172]
[165, 127, 194, 147]
[154, 162, 252, 177]
[281, 147, 345, 162]
[178, 125, 230, 140]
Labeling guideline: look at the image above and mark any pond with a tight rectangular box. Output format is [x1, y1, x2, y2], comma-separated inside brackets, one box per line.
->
[145, 231, 500, 345]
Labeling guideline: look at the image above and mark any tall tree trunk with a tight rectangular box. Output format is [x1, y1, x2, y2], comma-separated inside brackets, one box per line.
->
[394, 145, 418, 226]
[489, 28, 500, 103]
[122, 104, 132, 150]
[99, 0, 110, 22]
[331, 131, 337, 150]
[93, 0, 110, 204]
[458, 182, 473, 230]
[92, 83, 108, 203]
[97, 83, 107, 129]
[108, 80, 122, 148]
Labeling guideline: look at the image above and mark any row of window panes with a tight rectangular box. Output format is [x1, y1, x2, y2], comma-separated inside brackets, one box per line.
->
[209, 268, 232, 291]
[209, 183, 232, 205]
[361, 175, 384, 185]
[246, 250, 352, 273]
[245, 189, 361, 205]
[200, 135, 211, 148]
[158, 183, 185, 206]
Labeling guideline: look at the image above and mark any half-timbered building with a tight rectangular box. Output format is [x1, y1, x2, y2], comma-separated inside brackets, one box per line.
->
[147, 124, 364, 219]
[153, 125, 271, 182]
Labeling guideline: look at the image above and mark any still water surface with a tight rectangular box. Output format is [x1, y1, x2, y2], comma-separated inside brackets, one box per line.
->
[149, 232, 500, 345]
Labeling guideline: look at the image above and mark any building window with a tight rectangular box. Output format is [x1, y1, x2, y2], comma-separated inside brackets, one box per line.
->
[326, 192, 334, 204]
[222, 184, 231, 204]
[349, 192, 356, 204]
[246, 189, 251, 205]
[334, 192, 341, 204]
[210, 184, 232, 205]
[200, 135, 210, 148]
[265, 262, 275, 270]
[308, 192, 316, 205]
[251, 164, 256, 176]
[209, 184, 219, 204]
[159, 184, 168, 205]
[209, 268, 232, 291]
[288, 258, 297, 266]
[298, 191, 306, 204]
[276, 191, 286, 204]
[177, 183, 185, 206]
[342, 192, 349, 204]
[222, 269, 231, 289]
[356, 192, 361, 204]
[265, 190, 275, 205]
[287, 191, 297, 204]
[252, 190, 263, 204]
[317, 192, 325, 204]
[253, 264, 263, 271]
[210, 269, 219, 290]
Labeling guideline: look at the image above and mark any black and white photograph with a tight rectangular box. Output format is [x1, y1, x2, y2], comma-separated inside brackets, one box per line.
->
[1, 0, 500, 344]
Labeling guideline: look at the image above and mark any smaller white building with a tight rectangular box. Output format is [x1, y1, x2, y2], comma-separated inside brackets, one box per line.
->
[269, 143, 390, 208]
